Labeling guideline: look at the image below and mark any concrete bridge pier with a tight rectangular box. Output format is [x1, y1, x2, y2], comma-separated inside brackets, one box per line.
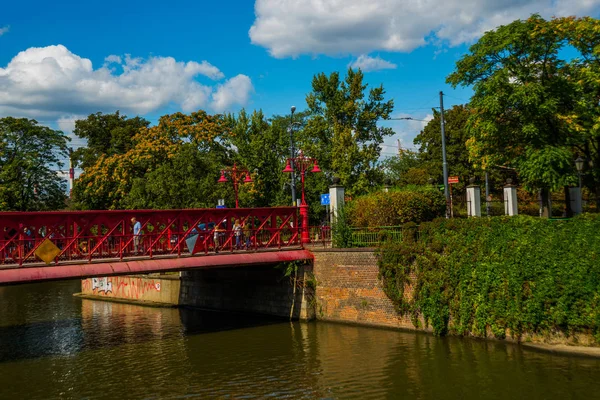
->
[79, 263, 316, 321]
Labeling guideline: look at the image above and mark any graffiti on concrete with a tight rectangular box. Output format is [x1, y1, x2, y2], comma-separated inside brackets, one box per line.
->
[91, 277, 112, 293]
[83, 276, 162, 299]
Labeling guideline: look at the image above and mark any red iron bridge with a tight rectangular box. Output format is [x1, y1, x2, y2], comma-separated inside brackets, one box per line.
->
[0, 207, 313, 285]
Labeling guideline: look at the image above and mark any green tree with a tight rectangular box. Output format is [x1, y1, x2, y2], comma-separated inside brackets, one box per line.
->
[380, 149, 424, 185]
[303, 68, 394, 196]
[72, 111, 150, 169]
[73, 111, 228, 210]
[551, 16, 600, 203]
[0, 117, 69, 211]
[447, 15, 578, 216]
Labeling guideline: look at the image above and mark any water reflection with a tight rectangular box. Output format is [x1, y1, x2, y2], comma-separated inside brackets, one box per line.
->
[0, 282, 599, 399]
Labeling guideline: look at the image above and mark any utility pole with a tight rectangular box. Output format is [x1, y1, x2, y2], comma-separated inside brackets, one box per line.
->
[440, 91, 450, 218]
[485, 171, 490, 216]
[289, 106, 297, 206]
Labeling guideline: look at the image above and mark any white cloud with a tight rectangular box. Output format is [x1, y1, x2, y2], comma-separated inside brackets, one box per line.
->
[250, 0, 600, 57]
[0, 26, 9, 36]
[104, 55, 122, 64]
[349, 55, 397, 72]
[211, 75, 254, 112]
[0, 44, 252, 119]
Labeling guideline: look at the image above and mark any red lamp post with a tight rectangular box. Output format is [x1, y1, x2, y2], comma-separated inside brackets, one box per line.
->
[218, 162, 253, 208]
[283, 151, 321, 244]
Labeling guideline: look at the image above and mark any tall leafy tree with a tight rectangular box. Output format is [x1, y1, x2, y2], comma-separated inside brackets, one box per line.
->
[447, 15, 578, 216]
[414, 105, 478, 188]
[303, 68, 394, 196]
[73, 111, 228, 210]
[0, 117, 69, 211]
[72, 111, 150, 169]
[551, 16, 600, 203]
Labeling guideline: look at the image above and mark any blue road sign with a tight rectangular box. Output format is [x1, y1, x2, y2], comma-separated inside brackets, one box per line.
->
[320, 194, 330, 206]
[216, 205, 226, 209]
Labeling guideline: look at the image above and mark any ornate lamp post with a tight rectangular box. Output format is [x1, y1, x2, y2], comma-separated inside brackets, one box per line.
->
[575, 156, 584, 192]
[283, 151, 321, 244]
[218, 162, 253, 208]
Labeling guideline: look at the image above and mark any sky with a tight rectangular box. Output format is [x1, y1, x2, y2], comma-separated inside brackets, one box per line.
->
[1, 0, 599, 161]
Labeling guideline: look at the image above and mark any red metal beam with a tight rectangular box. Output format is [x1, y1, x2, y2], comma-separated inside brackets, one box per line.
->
[0, 249, 314, 285]
[0, 207, 300, 267]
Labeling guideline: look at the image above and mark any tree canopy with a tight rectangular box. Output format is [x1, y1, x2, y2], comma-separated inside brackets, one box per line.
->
[447, 15, 600, 214]
[303, 68, 394, 196]
[0, 117, 69, 211]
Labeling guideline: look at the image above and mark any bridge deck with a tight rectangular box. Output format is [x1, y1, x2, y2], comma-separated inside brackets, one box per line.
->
[0, 247, 313, 285]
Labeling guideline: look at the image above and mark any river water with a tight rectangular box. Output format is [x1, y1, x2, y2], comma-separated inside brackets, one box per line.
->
[0, 281, 599, 399]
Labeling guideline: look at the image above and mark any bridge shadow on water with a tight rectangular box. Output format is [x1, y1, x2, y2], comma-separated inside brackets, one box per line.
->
[0, 286, 287, 363]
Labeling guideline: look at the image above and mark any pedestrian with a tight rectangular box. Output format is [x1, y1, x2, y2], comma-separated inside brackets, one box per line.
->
[213, 223, 224, 253]
[131, 217, 142, 254]
[233, 219, 242, 249]
[243, 221, 252, 249]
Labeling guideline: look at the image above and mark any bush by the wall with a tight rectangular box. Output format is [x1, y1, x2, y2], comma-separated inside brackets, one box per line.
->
[378, 215, 600, 342]
[348, 186, 446, 227]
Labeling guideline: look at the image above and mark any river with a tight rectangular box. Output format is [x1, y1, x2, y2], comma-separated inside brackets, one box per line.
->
[0, 280, 599, 399]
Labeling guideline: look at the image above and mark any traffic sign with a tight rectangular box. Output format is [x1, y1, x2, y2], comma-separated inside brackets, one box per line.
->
[216, 205, 226, 209]
[320, 194, 330, 206]
[448, 176, 459, 184]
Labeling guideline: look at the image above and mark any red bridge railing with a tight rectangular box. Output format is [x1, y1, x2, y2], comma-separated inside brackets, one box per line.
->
[0, 207, 300, 267]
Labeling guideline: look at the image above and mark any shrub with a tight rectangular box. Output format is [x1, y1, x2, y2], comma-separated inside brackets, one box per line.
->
[378, 214, 600, 342]
[348, 186, 445, 227]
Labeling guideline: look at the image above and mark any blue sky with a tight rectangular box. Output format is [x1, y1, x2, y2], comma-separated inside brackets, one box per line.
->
[1, 0, 598, 156]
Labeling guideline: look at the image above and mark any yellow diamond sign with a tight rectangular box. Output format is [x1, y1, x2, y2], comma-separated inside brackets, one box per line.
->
[34, 239, 61, 265]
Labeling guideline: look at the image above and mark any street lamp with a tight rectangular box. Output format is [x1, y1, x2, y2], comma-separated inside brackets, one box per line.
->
[218, 162, 253, 208]
[575, 156, 584, 193]
[283, 151, 322, 244]
[289, 106, 297, 206]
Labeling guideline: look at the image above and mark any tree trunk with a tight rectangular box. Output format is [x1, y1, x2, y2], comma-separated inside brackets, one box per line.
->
[563, 186, 573, 218]
[540, 188, 551, 218]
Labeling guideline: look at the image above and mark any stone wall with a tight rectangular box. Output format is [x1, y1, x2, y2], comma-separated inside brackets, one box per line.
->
[312, 249, 419, 331]
[179, 264, 314, 320]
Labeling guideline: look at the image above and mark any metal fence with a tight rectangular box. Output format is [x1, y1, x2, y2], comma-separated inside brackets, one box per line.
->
[309, 225, 405, 248]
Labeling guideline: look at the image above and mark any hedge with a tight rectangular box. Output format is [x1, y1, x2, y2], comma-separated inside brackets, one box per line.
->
[348, 186, 446, 227]
[378, 215, 600, 342]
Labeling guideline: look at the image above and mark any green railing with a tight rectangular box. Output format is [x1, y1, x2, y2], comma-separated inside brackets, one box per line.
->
[348, 226, 404, 247]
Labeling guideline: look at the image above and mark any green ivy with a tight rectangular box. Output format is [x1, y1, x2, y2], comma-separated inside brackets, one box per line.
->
[378, 215, 600, 342]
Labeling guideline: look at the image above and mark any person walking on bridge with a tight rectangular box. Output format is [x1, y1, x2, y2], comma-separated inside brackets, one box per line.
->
[131, 217, 142, 254]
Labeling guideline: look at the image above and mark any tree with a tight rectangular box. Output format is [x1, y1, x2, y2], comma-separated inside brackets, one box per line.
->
[551, 16, 600, 204]
[447, 15, 579, 216]
[303, 68, 394, 196]
[73, 111, 229, 210]
[413, 105, 495, 189]
[0, 117, 69, 211]
[72, 111, 150, 169]
[380, 149, 424, 185]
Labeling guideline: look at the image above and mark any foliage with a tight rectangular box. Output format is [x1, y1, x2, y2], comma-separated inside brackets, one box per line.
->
[72, 111, 150, 169]
[414, 105, 487, 189]
[73, 110, 229, 209]
[331, 205, 352, 248]
[0, 117, 69, 211]
[348, 186, 446, 227]
[380, 149, 423, 185]
[303, 68, 394, 196]
[378, 215, 600, 342]
[447, 15, 595, 214]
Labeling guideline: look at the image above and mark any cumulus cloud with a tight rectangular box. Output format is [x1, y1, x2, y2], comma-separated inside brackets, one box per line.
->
[0, 44, 252, 119]
[212, 75, 254, 112]
[0, 26, 8, 36]
[349, 55, 397, 72]
[249, 0, 600, 57]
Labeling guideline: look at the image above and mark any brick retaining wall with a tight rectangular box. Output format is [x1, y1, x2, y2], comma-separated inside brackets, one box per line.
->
[312, 249, 421, 331]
